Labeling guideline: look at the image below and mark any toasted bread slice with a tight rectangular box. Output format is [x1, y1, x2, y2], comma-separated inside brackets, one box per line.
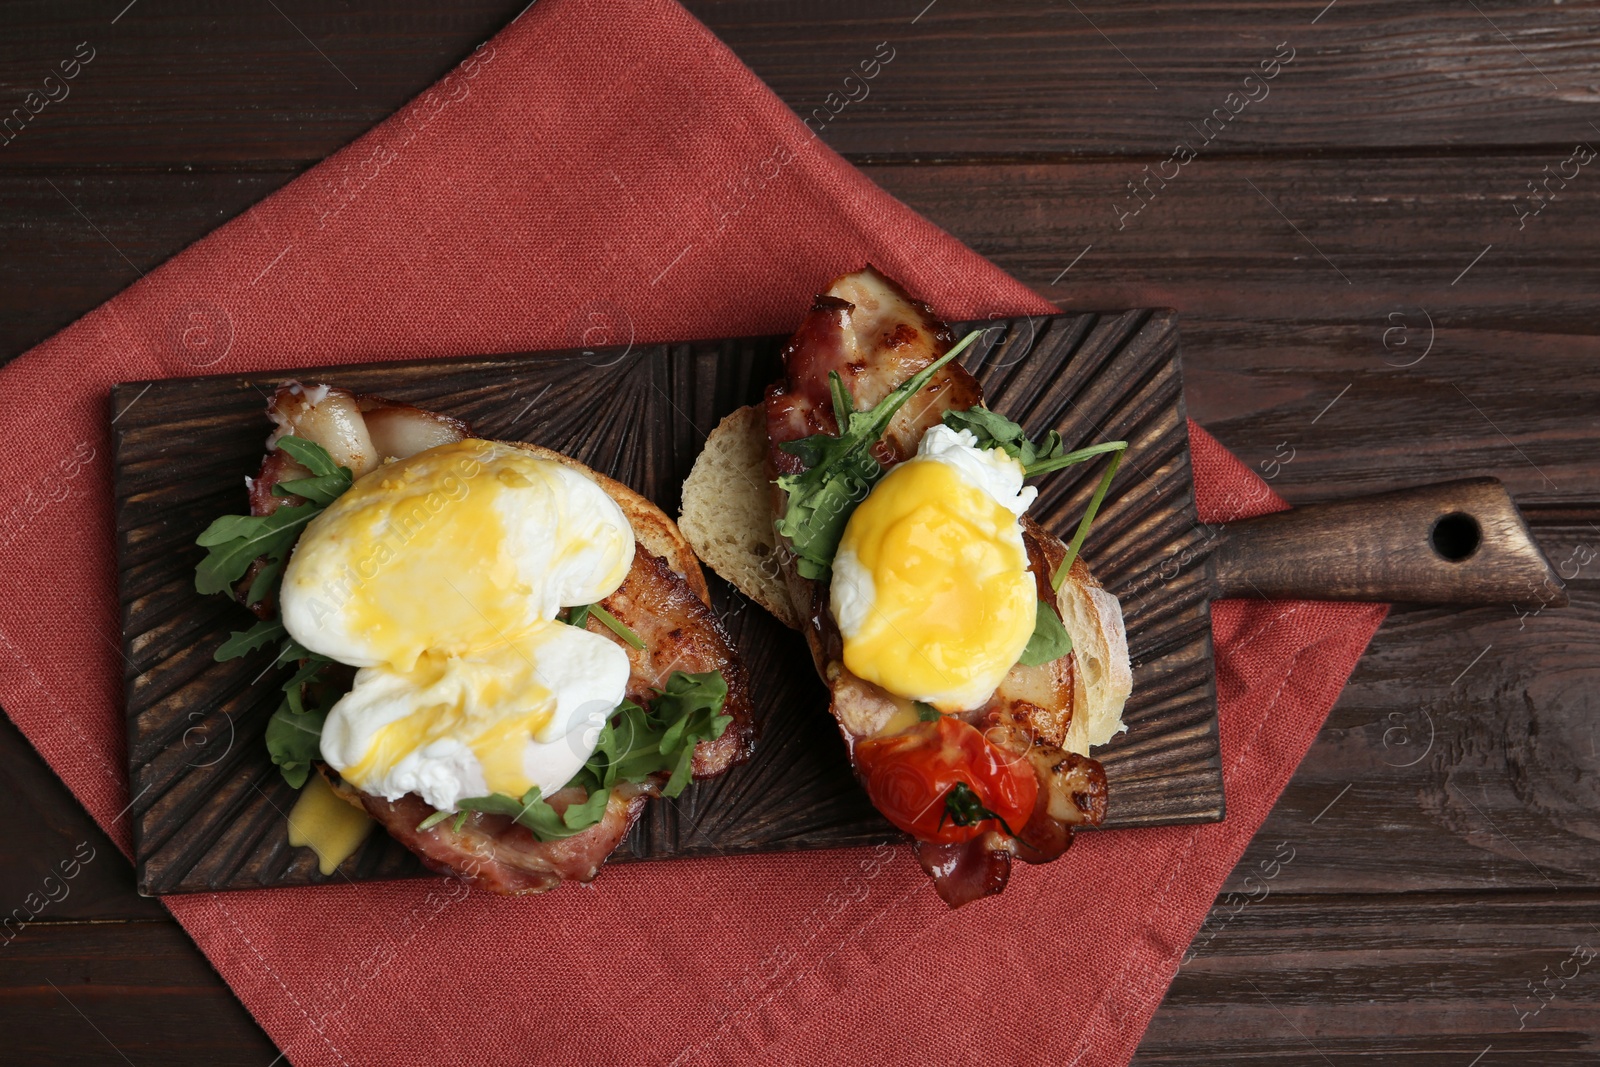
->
[1056, 557, 1133, 754]
[680, 403, 1130, 753]
[678, 406, 799, 628]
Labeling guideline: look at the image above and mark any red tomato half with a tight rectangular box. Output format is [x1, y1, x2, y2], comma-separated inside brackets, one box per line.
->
[853, 716, 1037, 844]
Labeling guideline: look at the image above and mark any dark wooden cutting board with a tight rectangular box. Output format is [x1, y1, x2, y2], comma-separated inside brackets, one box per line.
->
[113, 310, 1220, 895]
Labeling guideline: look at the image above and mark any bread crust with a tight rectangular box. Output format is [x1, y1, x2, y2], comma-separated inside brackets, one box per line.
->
[677, 407, 800, 627]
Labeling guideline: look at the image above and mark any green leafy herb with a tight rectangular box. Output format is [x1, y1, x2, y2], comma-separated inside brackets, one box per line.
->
[775, 330, 984, 580]
[264, 660, 331, 790]
[265, 708, 324, 789]
[563, 603, 593, 629]
[415, 669, 734, 839]
[941, 405, 1129, 478]
[274, 473, 350, 507]
[937, 406, 1128, 593]
[194, 506, 319, 599]
[940, 406, 1061, 473]
[214, 618, 287, 661]
[445, 788, 608, 840]
[262, 640, 341, 788]
[1051, 447, 1125, 592]
[585, 669, 732, 799]
[416, 808, 454, 832]
[586, 602, 644, 650]
[1018, 598, 1073, 667]
[273, 435, 344, 478]
[193, 436, 352, 604]
[915, 701, 941, 722]
[939, 781, 1019, 837]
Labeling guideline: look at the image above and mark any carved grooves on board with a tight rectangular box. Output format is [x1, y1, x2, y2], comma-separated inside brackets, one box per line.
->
[113, 312, 1221, 894]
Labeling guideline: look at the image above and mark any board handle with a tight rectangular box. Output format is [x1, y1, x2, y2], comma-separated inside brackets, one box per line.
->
[1207, 478, 1567, 606]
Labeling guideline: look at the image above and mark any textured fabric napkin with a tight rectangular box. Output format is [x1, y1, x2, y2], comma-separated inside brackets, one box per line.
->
[0, 1, 1387, 1063]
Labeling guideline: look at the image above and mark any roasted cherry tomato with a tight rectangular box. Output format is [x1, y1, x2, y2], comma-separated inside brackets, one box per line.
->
[853, 715, 1037, 844]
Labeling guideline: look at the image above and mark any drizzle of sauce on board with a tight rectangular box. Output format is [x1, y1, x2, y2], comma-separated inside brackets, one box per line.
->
[287, 773, 374, 875]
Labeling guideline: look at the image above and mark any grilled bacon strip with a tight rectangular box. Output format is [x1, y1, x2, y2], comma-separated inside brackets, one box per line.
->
[253, 382, 752, 895]
[764, 266, 1106, 907]
[339, 780, 654, 895]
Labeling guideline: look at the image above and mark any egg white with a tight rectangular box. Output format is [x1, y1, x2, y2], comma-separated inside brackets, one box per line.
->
[319, 623, 629, 812]
[277, 440, 638, 812]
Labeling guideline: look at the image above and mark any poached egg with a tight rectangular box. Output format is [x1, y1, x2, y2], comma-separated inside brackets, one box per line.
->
[830, 425, 1037, 712]
[279, 439, 635, 812]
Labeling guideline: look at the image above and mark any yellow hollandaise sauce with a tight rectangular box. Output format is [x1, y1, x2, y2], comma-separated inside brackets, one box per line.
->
[287, 773, 375, 876]
[832, 452, 1036, 712]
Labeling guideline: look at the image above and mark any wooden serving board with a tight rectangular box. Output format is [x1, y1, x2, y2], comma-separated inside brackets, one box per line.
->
[113, 311, 1220, 895]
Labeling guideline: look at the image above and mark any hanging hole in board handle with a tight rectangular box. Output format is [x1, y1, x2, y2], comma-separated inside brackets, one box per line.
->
[1204, 478, 1566, 605]
[1430, 512, 1482, 562]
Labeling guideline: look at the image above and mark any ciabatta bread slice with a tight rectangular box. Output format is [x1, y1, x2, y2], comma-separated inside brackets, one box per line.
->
[678, 405, 800, 629]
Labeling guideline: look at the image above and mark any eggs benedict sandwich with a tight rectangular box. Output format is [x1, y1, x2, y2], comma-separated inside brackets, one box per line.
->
[680, 267, 1131, 907]
[198, 383, 753, 894]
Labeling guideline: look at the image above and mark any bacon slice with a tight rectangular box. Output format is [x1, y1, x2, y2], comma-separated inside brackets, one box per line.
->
[594, 548, 755, 777]
[245, 383, 751, 895]
[764, 265, 1105, 907]
[341, 780, 654, 895]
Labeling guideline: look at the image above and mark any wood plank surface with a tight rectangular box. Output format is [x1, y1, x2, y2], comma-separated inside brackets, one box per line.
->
[2, 0, 1597, 1063]
[2, 2, 1598, 164]
[1138, 890, 1600, 1064]
[1, 920, 281, 1066]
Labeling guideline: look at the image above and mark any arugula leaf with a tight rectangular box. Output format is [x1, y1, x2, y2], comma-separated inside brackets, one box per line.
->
[265, 703, 326, 789]
[940, 781, 1020, 838]
[941, 406, 1063, 472]
[590, 670, 732, 799]
[564, 603, 592, 629]
[416, 808, 454, 832]
[274, 473, 350, 507]
[420, 669, 736, 839]
[1018, 598, 1073, 667]
[941, 406, 1128, 478]
[194, 506, 319, 597]
[776, 330, 984, 580]
[193, 436, 351, 603]
[438, 784, 617, 840]
[1022, 440, 1131, 479]
[214, 618, 287, 661]
[1051, 447, 1125, 592]
[915, 701, 941, 722]
[587, 603, 644, 650]
[263, 641, 341, 787]
[196, 437, 356, 787]
[274, 435, 344, 478]
[937, 407, 1128, 593]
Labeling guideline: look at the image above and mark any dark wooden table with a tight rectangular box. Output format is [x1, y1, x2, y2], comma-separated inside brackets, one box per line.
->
[4, 2, 1597, 1063]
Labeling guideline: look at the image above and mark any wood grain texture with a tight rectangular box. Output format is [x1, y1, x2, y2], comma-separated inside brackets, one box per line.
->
[1208, 478, 1567, 605]
[0, 920, 280, 1066]
[113, 312, 1221, 894]
[1137, 890, 1600, 1064]
[3, 2, 1599, 165]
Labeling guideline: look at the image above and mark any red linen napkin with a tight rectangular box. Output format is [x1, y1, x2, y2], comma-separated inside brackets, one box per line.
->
[0, 1, 1387, 1063]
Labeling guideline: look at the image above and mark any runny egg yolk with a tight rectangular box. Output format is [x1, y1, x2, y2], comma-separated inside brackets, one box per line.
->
[280, 439, 635, 811]
[831, 452, 1036, 713]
